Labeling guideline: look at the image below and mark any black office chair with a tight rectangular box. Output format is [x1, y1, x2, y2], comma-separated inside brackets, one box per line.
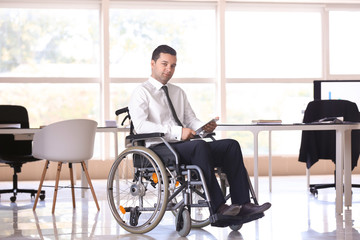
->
[298, 99, 360, 195]
[0, 105, 45, 202]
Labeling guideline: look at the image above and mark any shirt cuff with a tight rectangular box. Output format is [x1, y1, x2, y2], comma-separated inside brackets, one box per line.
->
[170, 125, 183, 141]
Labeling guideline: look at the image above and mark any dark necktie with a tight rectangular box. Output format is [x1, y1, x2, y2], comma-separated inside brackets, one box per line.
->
[161, 86, 183, 127]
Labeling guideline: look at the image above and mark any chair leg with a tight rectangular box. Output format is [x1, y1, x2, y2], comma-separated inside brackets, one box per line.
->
[81, 161, 100, 211]
[52, 162, 62, 214]
[33, 160, 49, 211]
[69, 163, 76, 209]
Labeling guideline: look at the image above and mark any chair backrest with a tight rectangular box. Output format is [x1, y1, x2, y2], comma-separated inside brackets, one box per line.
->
[299, 99, 360, 169]
[32, 119, 98, 162]
[0, 105, 31, 155]
[302, 99, 360, 123]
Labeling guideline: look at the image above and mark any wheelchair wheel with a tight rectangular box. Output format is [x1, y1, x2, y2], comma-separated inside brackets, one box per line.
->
[107, 146, 169, 234]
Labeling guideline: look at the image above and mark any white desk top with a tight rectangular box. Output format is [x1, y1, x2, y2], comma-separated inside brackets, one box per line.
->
[217, 123, 360, 132]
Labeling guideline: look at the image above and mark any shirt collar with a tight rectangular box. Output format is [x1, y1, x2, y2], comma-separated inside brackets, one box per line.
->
[149, 77, 167, 90]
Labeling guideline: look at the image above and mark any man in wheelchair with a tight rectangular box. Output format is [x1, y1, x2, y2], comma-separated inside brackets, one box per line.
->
[128, 44, 271, 227]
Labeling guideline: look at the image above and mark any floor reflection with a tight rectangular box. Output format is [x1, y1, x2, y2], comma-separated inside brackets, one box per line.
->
[0, 176, 359, 240]
[301, 191, 360, 240]
[0, 204, 34, 240]
[32, 209, 100, 240]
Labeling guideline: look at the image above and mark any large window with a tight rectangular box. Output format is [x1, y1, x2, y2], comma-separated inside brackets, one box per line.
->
[0, 7, 100, 124]
[224, 7, 321, 154]
[225, 9, 322, 78]
[0, 8, 100, 77]
[109, 7, 216, 78]
[226, 83, 312, 155]
[329, 10, 360, 75]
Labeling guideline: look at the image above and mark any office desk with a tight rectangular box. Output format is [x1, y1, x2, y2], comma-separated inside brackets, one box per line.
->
[0, 126, 128, 157]
[0, 127, 129, 197]
[217, 123, 360, 214]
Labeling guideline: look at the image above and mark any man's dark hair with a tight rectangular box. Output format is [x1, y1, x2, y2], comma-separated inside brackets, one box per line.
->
[152, 45, 177, 62]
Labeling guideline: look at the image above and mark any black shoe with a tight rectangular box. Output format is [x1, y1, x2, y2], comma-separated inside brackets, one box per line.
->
[238, 202, 271, 217]
[211, 203, 267, 227]
[217, 204, 241, 216]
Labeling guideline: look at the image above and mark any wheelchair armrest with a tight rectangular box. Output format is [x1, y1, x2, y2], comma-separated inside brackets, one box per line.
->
[126, 132, 165, 141]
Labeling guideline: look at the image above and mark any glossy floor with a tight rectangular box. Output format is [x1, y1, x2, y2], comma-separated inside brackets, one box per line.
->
[1, 175, 360, 240]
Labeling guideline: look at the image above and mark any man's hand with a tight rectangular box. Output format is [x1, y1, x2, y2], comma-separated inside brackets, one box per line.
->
[181, 128, 196, 141]
[203, 119, 217, 133]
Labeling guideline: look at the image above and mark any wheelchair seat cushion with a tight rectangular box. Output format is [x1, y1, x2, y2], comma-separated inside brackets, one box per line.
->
[132, 143, 178, 168]
[149, 143, 179, 167]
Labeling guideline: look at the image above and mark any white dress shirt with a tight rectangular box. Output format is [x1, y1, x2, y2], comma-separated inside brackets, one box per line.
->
[128, 77, 204, 146]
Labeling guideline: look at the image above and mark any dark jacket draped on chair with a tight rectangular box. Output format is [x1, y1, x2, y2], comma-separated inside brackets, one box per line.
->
[298, 100, 360, 170]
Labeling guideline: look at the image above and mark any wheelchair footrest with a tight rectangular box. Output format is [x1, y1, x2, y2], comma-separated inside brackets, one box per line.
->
[210, 212, 265, 227]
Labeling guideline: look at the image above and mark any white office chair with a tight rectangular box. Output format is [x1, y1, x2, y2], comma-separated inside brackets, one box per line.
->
[32, 119, 99, 214]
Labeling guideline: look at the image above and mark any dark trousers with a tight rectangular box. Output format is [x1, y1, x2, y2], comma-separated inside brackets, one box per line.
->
[151, 139, 250, 213]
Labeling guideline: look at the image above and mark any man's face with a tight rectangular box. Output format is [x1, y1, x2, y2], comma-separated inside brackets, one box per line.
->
[151, 53, 177, 85]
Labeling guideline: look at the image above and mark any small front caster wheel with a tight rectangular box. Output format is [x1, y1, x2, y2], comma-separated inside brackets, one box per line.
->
[176, 208, 191, 237]
[230, 224, 243, 231]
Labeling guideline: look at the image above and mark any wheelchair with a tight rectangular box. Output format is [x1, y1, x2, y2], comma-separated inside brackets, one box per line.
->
[107, 107, 264, 237]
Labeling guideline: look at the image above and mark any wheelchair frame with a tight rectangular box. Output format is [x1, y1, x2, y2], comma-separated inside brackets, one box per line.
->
[107, 107, 262, 237]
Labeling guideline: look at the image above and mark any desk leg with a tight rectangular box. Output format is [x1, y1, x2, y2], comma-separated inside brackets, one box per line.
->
[269, 130, 272, 192]
[335, 130, 344, 214]
[344, 130, 352, 208]
[114, 131, 119, 158]
[253, 131, 259, 200]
